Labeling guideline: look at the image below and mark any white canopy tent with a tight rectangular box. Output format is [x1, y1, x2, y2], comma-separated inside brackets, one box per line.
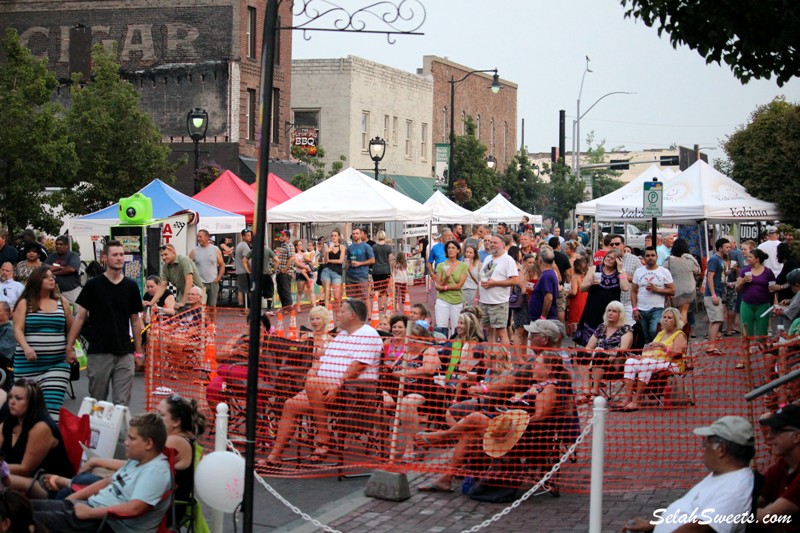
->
[473, 194, 542, 226]
[423, 190, 485, 224]
[576, 164, 669, 218]
[594, 160, 779, 222]
[267, 167, 432, 222]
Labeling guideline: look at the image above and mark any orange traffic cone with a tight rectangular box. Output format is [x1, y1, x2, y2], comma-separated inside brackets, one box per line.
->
[327, 299, 335, 332]
[386, 288, 394, 315]
[403, 291, 411, 316]
[275, 311, 284, 337]
[288, 309, 298, 341]
[370, 293, 379, 328]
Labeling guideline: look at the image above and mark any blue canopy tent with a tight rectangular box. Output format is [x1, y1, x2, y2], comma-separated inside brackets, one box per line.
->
[67, 179, 246, 238]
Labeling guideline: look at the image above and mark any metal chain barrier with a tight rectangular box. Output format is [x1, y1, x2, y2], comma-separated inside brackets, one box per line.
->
[225, 412, 596, 533]
[226, 439, 344, 533]
[458, 414, 597, 533]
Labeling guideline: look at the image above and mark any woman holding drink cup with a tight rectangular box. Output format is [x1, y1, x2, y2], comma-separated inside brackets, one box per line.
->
[736, 248, 775, 338]
[572, 249, 629, 348]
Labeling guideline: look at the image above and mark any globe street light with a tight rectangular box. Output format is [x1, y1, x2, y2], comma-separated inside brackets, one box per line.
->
[187, 107, 209, 193]
[368, 135, 386, 181]
[486, 155, 497, 169]
[448, 69, 501, 197]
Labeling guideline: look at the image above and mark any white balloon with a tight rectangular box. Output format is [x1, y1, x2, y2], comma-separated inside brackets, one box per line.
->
[195, 451, 246, 513]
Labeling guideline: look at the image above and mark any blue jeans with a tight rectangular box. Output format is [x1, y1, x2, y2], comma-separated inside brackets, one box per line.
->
[638, 307, 664, 345]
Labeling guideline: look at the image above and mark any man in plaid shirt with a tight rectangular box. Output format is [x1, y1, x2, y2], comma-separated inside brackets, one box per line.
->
[275, 229, 295, 311]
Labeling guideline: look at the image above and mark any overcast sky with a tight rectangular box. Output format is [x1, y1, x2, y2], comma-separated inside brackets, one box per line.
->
[292, 0, 800, 164]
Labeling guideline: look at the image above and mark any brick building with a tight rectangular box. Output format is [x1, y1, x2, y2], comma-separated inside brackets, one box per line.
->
[420, 55, 518, 173]
[0, 0, 293, 193]
[292, 56, 436, 201]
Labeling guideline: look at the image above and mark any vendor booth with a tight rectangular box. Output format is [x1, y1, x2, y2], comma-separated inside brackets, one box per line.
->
[66, 179, 246, 261]
[473, 193, 542, 228]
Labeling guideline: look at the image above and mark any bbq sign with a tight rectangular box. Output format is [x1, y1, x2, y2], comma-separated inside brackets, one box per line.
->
[291, 128, 318, 156]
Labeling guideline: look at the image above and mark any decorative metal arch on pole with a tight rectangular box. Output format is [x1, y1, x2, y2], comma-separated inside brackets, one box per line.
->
[244, 2, 427, 531]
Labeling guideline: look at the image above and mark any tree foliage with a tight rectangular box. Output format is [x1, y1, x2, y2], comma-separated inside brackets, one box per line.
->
[722, 96, 800, 224]
[540, 162, 586, 229]
[584, 132, 625, 199]
[0, 29, 79, 233]
[290, 146, 345, 190]
[451, 116, 497, 210]
[60, 44, 180, 216]
[621, 0, 800, 86]
[498, 149, 545, 215]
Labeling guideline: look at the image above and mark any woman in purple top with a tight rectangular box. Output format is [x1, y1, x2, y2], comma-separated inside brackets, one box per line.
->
[735, 247, 775, 338]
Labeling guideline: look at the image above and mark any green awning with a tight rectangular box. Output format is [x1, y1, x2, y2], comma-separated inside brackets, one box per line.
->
[387, 175, 437, 203]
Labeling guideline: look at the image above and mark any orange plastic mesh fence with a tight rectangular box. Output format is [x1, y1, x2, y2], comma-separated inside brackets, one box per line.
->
[144, 306, 800, 494]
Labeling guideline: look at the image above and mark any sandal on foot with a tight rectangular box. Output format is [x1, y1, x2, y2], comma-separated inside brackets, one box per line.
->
[308, 445, 332, 462]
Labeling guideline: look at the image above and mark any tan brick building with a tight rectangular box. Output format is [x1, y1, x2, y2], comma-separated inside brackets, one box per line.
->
[420, 56, 518, 172]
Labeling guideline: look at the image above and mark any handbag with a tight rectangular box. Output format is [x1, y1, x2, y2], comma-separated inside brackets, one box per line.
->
[69, 359, 80, 381]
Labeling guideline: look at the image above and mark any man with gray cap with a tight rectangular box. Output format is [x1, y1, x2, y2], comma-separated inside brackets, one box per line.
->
[623, 416, 755, 532]
[757, 404, 800, 527]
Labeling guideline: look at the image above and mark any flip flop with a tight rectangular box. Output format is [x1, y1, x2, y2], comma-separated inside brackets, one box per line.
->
[735, 363, 746, 370]
[418, 483, 453, 493]
[308, 446, 332, 462]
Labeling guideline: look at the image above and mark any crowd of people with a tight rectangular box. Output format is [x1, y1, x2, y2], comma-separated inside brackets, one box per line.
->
[0, 219, 799, 531]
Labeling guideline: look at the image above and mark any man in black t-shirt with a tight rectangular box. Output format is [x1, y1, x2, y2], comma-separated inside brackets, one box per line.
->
[548, 236, 573, 324]
[67, 240, 143, 406]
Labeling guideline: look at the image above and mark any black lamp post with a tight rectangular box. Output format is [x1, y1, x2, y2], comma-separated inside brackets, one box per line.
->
[448, 69, 501, 197]
[187, 107, 209, 193]
[368, 135, 386, 180]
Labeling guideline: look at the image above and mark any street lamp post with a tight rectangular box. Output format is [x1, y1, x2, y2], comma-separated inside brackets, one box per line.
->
[368, 136, 386, 181]
[486, 155, 497, 169]
[187, 108, 208, 193]
[448, 69, 501, 197]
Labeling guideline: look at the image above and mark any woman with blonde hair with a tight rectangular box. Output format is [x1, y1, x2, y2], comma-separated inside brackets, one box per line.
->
[582, 300, 633, 400]
[372, 230, 394, 311]
[619, 307, 687, 411]
[303, 305, 333, 361]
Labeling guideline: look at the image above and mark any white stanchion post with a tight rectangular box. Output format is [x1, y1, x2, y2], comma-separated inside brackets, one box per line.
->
[211, 402, 229, 533]
[589, 396, 607, 533]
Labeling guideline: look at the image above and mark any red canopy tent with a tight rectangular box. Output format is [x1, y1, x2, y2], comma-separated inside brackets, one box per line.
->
[193, 170, 301, 224]
[249, 173, 303, 210]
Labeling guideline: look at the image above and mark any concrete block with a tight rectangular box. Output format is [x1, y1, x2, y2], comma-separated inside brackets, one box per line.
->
[364, 470, 410, 502]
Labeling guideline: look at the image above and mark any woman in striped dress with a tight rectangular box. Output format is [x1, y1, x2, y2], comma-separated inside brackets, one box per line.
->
[12, 266, 73, 416]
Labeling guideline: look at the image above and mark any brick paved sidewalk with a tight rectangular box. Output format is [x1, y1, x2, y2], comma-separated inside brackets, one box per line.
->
[326, 476, 685, 533]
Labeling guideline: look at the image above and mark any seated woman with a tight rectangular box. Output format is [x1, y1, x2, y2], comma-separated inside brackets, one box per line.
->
[619, 307, 687, 412]
[0, 379, 73, 494]
[381, 324, 443, 461]
[300, 305, 334, 363]
[143, 275, 176, 318]
[415, 349, 569, 493]
[384, 315, 409, 365]
[443, 312, 485, 402]
[583, 301, 633, 400]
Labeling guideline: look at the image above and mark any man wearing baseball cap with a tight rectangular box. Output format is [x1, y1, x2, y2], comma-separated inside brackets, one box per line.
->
[774, 268, 800, 326]
[756, 404, 800, 528]
[623, 416, 755, 532]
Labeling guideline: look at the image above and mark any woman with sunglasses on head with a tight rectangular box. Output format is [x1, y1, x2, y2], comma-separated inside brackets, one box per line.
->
[12, 266, 73, 417]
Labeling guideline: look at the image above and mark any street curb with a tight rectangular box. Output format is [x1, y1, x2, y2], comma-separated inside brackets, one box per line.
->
[273, 471, 424, 533]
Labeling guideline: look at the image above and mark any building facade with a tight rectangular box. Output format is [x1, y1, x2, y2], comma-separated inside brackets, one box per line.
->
[529, 147, 682, 183]
[291, 56, 434, 192]
[421, 55, 518, 173]
[0, 0, 293, 193]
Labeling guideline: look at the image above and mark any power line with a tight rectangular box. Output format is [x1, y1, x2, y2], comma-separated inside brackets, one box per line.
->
[564, 115, 736, 128]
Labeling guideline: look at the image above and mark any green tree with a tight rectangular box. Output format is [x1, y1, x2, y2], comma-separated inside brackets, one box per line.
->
[451, 115, 497, 210]
[539, 162, 585, 229]
[290, 146, 346, 190]
[498, 148, 545, 216]
[61, 44, 180, 215]
[0, 29, 78, 233]
[620, 0, 800, 86]
[584, 131, 624, 199]
[722, 96, 800, 224]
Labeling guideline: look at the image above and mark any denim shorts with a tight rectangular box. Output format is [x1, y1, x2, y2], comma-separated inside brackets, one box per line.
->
[320, 267, 343, 285]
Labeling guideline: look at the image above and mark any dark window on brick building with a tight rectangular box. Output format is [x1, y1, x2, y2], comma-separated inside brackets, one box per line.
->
[272, 88, 280, 144]
[247, 7, 257, 59]
[247, 88, 257, 140]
